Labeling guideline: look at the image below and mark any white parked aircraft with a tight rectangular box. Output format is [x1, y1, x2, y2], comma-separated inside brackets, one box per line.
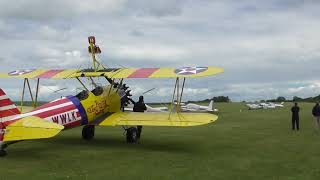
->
[125, 100, 218, 113]
[180, 100, 218, 112]
[246, 102, 284, 110]
[246, 103, 263, 110]
[273, 102, 285, 107]
[124, 104, 168, 112]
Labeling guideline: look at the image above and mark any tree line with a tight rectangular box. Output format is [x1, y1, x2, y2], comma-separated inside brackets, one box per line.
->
[263, 95, 320, 103]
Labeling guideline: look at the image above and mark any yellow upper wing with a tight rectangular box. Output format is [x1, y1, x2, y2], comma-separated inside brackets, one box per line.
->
[94, 112, 218, 127]
[0, 67, 224, 79]
[3, 116, 64, 142]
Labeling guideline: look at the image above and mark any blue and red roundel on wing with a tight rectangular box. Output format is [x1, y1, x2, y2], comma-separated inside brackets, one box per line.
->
[174, 67, 208, 75]
[8, 69, 35, 76]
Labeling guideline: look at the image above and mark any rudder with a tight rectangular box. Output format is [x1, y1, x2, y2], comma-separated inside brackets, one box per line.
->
[0, 88, 20, 122]
[208, 100, 214, 111]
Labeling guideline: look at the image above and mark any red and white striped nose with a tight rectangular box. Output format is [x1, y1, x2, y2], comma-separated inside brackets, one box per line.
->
[0, 89, 21, 122]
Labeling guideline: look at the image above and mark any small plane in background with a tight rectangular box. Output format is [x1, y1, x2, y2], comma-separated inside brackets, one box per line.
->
[0, 36, 224, 156]
[151, 100, 218, 113]
[273, 102, 285, 108]
[180, 100, 218, 113]
[124, 103, 168, 112]
[125, 100, 218, 113]
[246, 102, 284, 110]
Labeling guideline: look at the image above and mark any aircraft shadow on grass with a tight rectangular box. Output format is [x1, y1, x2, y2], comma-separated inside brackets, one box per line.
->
[57, 136, 202, 153]
[7, 136, 201, 159]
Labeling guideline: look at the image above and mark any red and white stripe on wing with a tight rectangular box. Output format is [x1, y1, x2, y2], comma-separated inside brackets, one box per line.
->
[0, 88, 21, 122]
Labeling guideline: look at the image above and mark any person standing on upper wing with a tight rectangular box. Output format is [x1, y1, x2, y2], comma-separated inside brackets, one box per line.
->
[291, 102, 300, 131]
[132, 96, 147, 138]
[312, 102, 320, 130]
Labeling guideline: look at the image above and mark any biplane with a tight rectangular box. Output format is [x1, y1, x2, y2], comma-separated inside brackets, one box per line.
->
[0, 36, 224, 156]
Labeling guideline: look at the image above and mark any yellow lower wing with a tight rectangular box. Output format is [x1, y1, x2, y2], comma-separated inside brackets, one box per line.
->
[3, 116, 64, 142]
[97, 112, 218, 127]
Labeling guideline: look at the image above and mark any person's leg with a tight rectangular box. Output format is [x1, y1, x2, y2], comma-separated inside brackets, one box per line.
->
[292, 119, 295, 130]
[315, 117, 319, 130]
[137, 125, 142, 138]
[317, 117, 320, 129]
[296, 119, 300, 130]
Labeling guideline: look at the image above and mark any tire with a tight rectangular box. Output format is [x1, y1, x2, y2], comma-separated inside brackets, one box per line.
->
[126, 127, 139, 143]
[82, 125, 95, 140]
[0, 149, 7, 157]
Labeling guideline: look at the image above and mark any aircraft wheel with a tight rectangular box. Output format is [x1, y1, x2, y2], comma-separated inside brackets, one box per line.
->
[82, 125, 95, 140]
[126, 127, 139, 143]
[0, 149, 7, 157]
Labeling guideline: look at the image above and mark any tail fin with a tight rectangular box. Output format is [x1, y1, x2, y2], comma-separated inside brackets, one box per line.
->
[208, 100, 214, 111]
[0, 88, 20, 122]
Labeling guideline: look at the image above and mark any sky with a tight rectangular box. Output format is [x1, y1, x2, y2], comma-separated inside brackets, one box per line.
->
[0, 0, 320, 102]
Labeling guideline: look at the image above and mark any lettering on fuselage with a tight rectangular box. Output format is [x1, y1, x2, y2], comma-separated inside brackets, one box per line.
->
[50, 111, 79, 125]
[87, 100, 109, 115]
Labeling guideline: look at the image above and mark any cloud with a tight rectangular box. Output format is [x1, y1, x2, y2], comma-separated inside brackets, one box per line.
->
[130, 29, 144, 37]
[109, 45, 188, 62]
[0, 0, 126, 21]
[1, 0, 320, 102]
[126, 0, 185, 17]
[0, 0, 185, 22]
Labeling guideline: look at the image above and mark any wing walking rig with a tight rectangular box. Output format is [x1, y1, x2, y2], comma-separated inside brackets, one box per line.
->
[0, 36, 224, 156]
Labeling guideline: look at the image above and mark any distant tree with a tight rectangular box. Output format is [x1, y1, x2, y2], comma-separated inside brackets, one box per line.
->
[212, 96, 230, 102]
[266, 99, 276, 102]
[312, 95, 320, 102]
[293, 96, 302, 102]
[276, 96, 286, 102]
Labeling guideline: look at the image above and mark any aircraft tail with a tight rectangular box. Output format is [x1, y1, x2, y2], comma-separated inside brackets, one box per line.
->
[208, 100, 214, 111]
[0, 88, 21, 122]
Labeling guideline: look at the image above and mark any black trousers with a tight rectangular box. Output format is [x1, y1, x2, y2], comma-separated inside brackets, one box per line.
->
[292, 118, 299, 130]
[137, 126, 143, 138]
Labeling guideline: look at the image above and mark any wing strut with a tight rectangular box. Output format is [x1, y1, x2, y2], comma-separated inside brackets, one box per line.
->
[76, 77, 89, 91]
[168, 77, 186, 119]
[20, 78, 40, 111]
[179, 78, 186, 110]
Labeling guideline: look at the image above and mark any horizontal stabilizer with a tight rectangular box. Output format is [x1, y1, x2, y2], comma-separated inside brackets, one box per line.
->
[96, 112, 218, 127]
[3, 116, 64, 142]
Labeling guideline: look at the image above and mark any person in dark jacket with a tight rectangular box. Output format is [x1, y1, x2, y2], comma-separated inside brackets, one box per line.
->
[312, 102, 320, 130]
[133, 96, 147, 138]
[291, 102, 300, 130]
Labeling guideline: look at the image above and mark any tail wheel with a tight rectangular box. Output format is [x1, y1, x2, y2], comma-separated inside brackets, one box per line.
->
[126, 127, 139, 143]
[82, 125, 95, 140]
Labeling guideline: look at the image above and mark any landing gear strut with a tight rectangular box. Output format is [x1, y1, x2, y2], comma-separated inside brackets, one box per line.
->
[126, 126, 143, 143]
[82, 125, 95, 140]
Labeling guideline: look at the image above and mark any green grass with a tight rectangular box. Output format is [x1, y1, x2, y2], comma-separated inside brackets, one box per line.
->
[1, 103, 320, 180]
[18, 106, 35, 113]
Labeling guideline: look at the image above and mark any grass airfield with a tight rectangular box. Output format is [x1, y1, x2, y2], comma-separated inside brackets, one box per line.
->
[1, 103, 320, 180]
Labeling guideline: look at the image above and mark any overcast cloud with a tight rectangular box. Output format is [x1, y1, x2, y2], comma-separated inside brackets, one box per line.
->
[0, 0, 320, 102]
